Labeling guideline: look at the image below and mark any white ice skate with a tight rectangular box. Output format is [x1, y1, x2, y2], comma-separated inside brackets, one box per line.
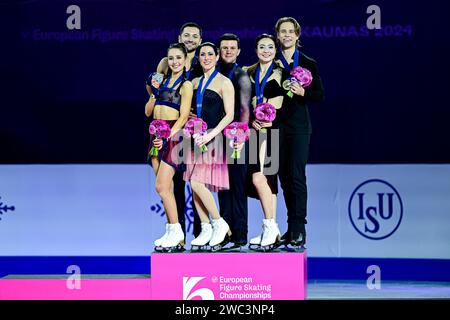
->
[160, 223, 185, 253]
[249, 231, 263, 251]
[154, 223, 169, 250]
[260, 218, 281, 252]
[210, 218, 231, 252]
[190, 222, 213, 251]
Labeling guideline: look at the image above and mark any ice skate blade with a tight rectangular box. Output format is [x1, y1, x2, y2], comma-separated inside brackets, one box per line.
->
[210, 238, 232, 252]
[281, 244, 306, 252]
[153, 246, 164, 253]
[220, 244, 246, 253]
[155, 244, 185, 253]
[248, 243, 261, 251]
[190, 245, 210, 252]
[257, 239, 282, 252]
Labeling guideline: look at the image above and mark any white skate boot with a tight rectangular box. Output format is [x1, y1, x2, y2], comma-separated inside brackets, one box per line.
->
[160, 223, 185, 252]
[154, 223, 169, 251]
[249, 230, 263, 251]
[249, 209, 277, 251]
[210, 218, 231, 252]
[260, 219, 281, 251]
[190, 222, 213, 251]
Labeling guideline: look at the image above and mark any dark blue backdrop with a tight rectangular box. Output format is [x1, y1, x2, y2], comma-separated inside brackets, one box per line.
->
[1, 0, 449, 164]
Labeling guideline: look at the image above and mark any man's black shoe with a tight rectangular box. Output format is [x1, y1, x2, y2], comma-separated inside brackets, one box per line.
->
[280, 231, 291, 245]
[290, 231, 306, 247]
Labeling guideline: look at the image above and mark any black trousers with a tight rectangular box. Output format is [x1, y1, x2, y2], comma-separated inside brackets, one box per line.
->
[173, 170, 201, 237]
[279, 132, 310, 234]
[218, 161, 249, 245]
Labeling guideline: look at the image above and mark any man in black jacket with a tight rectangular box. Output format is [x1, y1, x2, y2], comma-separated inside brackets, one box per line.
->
[216, 33, 251, 249]
[275, 17, 325, 247]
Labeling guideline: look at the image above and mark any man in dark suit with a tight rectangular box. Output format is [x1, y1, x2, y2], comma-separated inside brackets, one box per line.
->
[275, 17, 325, 247]
[216, 33, 251, 249]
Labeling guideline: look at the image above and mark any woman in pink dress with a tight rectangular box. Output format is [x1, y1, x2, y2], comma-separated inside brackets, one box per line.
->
[183, 42, 235, 251]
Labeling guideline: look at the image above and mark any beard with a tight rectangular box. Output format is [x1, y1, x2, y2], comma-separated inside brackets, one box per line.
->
[186, 46, 197, 53]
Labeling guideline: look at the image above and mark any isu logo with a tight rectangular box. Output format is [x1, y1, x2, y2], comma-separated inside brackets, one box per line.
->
[348, 179, 403, 240]
[182, 277, 214, 300]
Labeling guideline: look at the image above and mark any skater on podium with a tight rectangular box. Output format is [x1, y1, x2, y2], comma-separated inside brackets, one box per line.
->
[146, 43, 193, 252]
[183, 42, 235, 251]
[275, 17, 325, 249]
[145, 22, 204, 243]
[245, 34, 286, 251]
[216, 33, 251, 250]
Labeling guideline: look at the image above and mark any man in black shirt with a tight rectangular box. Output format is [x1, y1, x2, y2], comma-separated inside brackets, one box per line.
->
[275, 17, 325, 247]
[216, 33, 251, 249]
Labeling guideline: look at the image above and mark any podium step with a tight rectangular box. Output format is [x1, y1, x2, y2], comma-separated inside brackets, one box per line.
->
[151, 251, 307, 300]
[0, 275, 151, 300]
[1, 251, 307, 300]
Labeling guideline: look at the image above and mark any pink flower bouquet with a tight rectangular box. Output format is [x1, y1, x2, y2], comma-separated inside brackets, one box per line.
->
[224, 122, 251, 159]
[148, 120, 171, 157]
[287, 66, 313, 98]
[183, 118, 209, 152]
[254, 103, 276, 133]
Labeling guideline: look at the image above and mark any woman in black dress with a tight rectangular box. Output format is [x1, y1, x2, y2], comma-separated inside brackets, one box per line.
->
[245, 34, 287, 251]
[146, 43, 193, 252]
[183, 42, 235, 251]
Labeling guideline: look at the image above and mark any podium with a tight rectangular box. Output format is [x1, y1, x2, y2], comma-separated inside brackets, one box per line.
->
[0, 277, 152, 300]
[151, 251, 307, 300]
[0, 251, 307, 299]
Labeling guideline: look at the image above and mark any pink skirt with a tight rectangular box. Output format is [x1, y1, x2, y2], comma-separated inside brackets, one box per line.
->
[183, 137, 229, 192]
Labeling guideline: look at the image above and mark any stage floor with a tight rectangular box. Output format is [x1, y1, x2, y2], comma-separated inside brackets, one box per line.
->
[308, 280, 450, 299]
[1, 275, 450, 299]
